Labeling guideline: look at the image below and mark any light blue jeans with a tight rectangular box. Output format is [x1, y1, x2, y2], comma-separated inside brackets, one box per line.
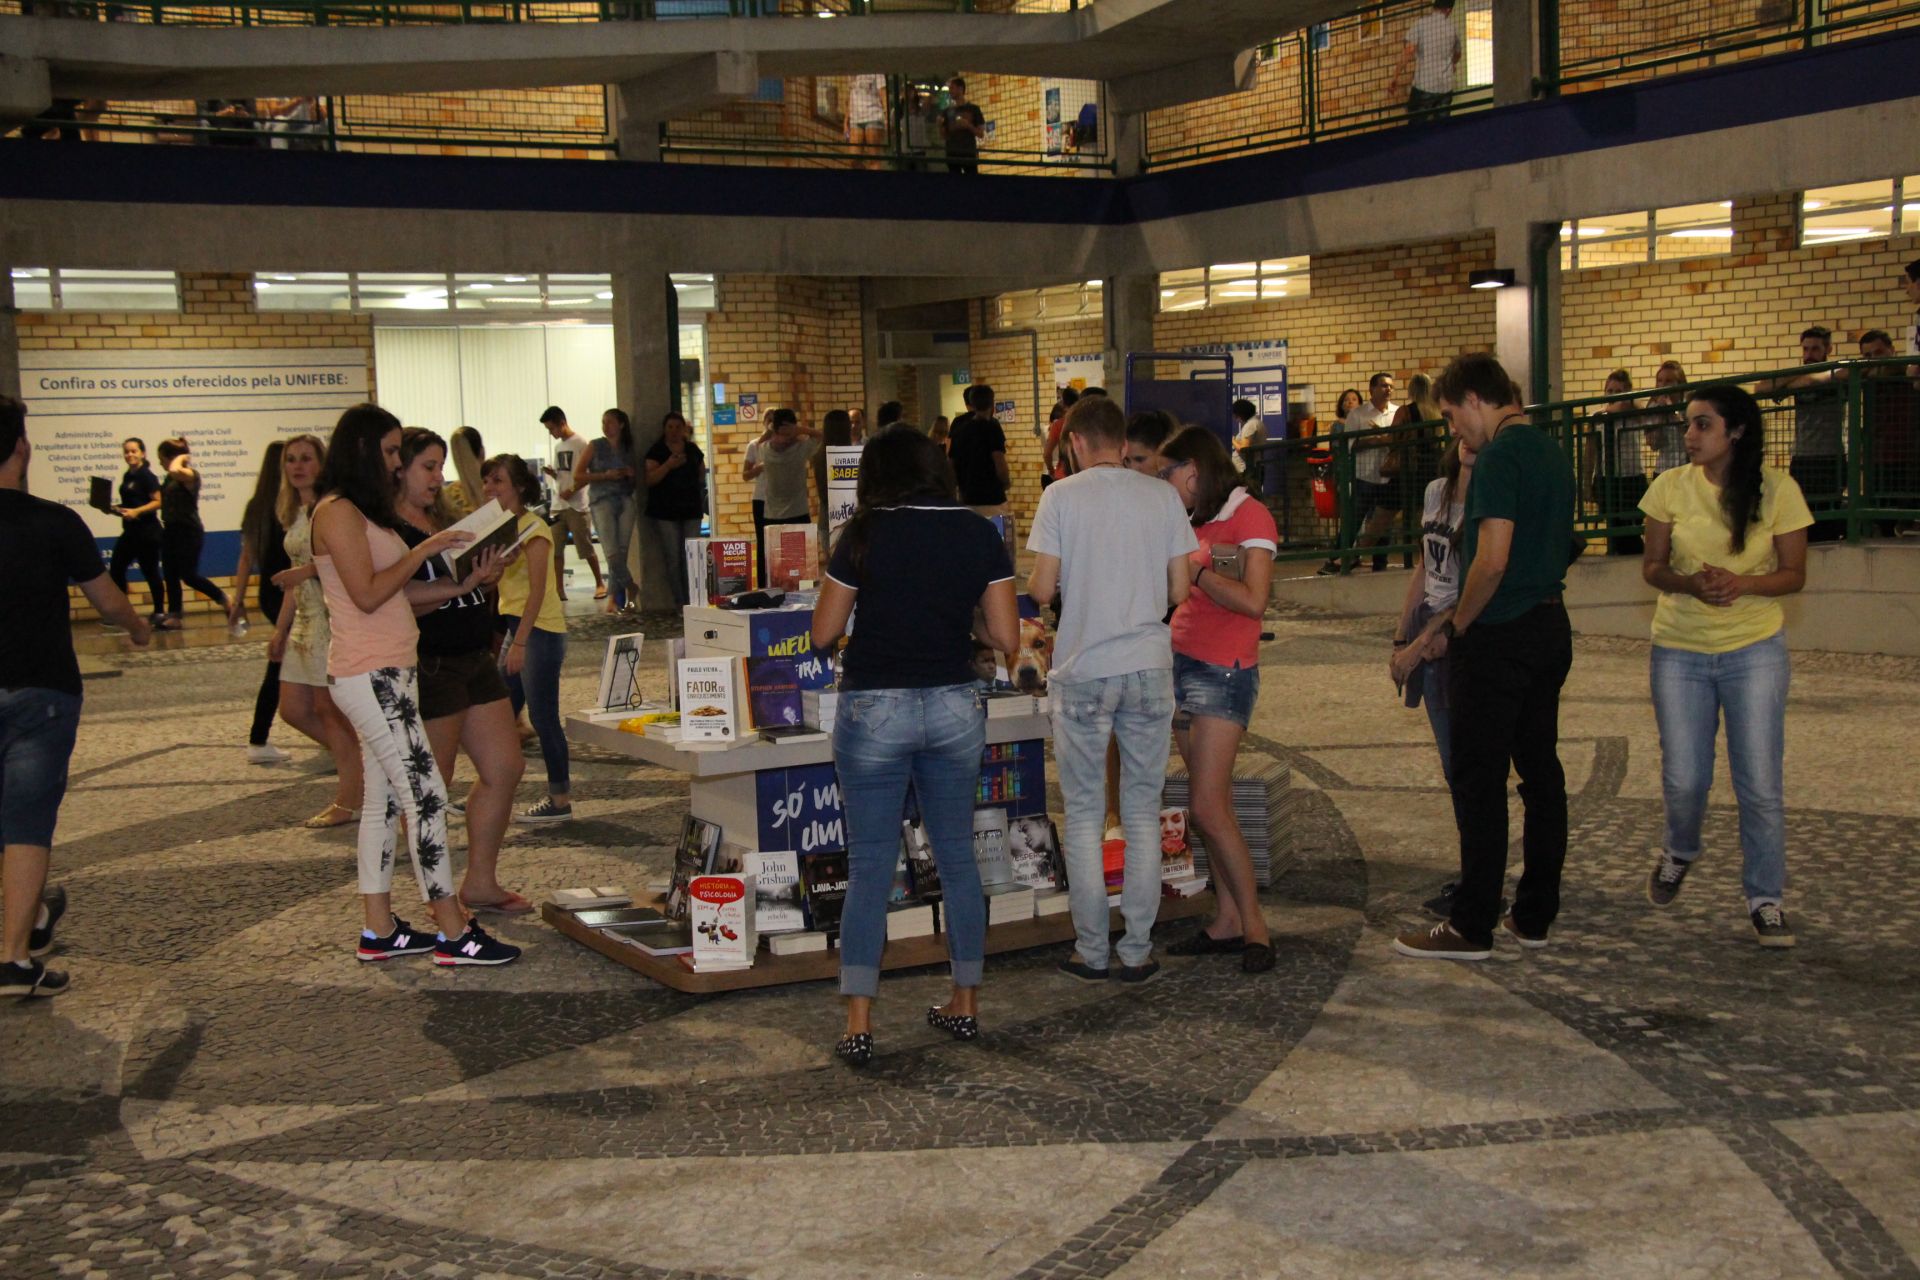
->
[1049, 668, 1176, 968]
[832, 683, 987, 998]
[1650, 631, 1790, 907]
[589, 494, 636, 608]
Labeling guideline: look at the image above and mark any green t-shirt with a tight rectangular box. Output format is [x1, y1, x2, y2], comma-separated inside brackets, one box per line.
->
[1461, 422, 1576, 626]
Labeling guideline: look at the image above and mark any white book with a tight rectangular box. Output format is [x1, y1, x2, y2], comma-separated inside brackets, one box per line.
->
[689, 873, 757, 970]
[744, 850, 806, 934]
[552, 885, 632, 911]
[677, 658, 738, 743]
[972, 808, 1014, 887]
[768, 931, 829, 956]
[886, 903, 937, 940]
[1033, 888, 1072, 917]
[593, 632, 645, 713]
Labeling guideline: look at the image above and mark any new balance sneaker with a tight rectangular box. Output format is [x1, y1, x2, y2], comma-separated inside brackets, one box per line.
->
[30, 885, 66, 959]
[0, 959, 69, 999]
[1647, 852, 1693, 907]
[515, 798, 573, 825]
[1392, 921, 1491, 961]
[246, 743, 292, 766]
[435, 922, 522, 967]
[355, 917, 439, 962]
[1750, 904, 1796, 949]
[1501, 910, 1549, 950]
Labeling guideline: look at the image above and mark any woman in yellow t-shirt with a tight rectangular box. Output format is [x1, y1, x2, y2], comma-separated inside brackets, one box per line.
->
[481, 454, 573, 825]
[1638, 384, 1811, 949]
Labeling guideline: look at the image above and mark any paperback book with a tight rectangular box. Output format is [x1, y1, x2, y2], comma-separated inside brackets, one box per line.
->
[744, 849, 806, 933]
[664, 815, 723, 920]
[744, 657, 804, 732]
[1159, 807, 1196, 882]
[677, 658, 738, 743]
[571, 905, 668, 930]
[551, 886, 632, 911]
[88, 476, 114, 513]
[688, 873, 757, 971]
[971, 807, 1014, 887]
[901, 817, 942, 901]
[686, 537, 755, 606]
[800, 850, 850, 937]
[1006, 815, 1063, 890]
[766, 523, 820, 592]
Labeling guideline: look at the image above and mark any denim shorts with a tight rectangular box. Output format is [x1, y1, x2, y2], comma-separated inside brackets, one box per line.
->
[1172, 652, 1260, 730]
[0, 687, 83, 847]
[419, 648, 511, 721]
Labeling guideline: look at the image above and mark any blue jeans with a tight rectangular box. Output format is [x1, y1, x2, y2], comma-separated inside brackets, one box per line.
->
[0, 688, 82, 848]
[589, 494, 636, 608]
[1049, 668, 1176, 968]
[832, 683, 987, 998]
[502, 619, 570, 795]
[1650, 631, 1790, 907]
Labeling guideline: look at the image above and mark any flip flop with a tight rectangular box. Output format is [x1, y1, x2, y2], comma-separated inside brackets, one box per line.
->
[593, 586, 608, 600]
[458, 890, 535, 916]
[300, 803, 359, 830]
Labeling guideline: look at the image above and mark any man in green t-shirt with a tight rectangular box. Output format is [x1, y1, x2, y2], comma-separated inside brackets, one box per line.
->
[1395, 353, 1576, 962]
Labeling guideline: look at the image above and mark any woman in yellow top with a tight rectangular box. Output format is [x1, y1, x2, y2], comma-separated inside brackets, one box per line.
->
[1639, 384, 1811, 949]
[481, 454, 573, 825]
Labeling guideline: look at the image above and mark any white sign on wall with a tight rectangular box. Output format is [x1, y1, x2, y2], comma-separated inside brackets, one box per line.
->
[21, 349, 369, 547]
[1052, 352, 1105, 395]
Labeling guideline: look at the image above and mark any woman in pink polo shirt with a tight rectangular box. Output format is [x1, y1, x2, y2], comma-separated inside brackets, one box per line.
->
[1157, 427, 1278, 974]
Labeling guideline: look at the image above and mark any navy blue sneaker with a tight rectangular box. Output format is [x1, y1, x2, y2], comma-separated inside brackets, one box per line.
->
[30, 886, 66, 959]
[0, 959, 69, 999]
[434, 922, 522, 967]
[355, 917, 439, 962]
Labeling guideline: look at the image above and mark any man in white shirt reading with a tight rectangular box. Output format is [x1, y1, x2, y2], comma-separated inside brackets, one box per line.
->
[1399, 0, 1461, 124]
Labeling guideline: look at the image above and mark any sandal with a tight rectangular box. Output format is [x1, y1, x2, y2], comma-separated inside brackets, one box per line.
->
[300, 803, 358, 830]
[593, 586, 608, 600]
[457, 890, 535, 916]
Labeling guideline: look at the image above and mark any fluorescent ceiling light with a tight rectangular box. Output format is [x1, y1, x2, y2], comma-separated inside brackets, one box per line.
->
[1665, 228, 1733, 238]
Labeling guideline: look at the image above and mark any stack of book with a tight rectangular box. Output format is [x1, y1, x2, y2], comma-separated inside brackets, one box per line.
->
[985, 882, 1035, 925]
[1033, 888, 1072, 917]
[567, 903, 693, 957]
[769, 931, 829, 957]
[802, 689, 839, 733]
[1161, 758, 1296, 887]
[885, 903, 937, 941]
[551, 886, 631, 911]
[985, 691, 1036, 719]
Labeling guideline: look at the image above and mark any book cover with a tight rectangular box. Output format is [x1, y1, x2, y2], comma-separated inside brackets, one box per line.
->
[889, 847, 913, 904]
[767, 524, 820, 592]
[615, 922, 694, 956]
[439, 499, 519, 580]
[89, 476, 114, 513]
[551, 885, 630, 911]
[745, 849, 805, 933]
[1007, 815, 1063, 890]
[744, 657, 803, 730]
[800, 849, 850, 936]
[901, 817, 942, 901]
[677, 658, 737, 743]
[571, 905, 668, 930]
[708, 840, 747, 875]
[1160, 808, 1195, 881]
[664, 814, 723, 920]
[689, 873, 756, 970]
[594, 631, 645, 712]
[708, 537, 754, 603]
[971, 807, 1014, 887]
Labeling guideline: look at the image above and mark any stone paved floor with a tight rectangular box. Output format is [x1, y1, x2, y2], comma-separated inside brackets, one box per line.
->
[6, 602, 1919, 1279]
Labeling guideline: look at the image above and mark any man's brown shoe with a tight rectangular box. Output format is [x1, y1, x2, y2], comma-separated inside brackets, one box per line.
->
[1392, 921, 1491, 961]
[1501, 911, 1549, 950]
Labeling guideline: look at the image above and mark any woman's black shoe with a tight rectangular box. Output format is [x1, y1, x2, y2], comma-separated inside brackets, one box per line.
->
[927, 1006, 980, 1041]
[1241, 942, 1276, 974]
[1167, 928, 1246, 957]
[834, 1032, 874, 1066]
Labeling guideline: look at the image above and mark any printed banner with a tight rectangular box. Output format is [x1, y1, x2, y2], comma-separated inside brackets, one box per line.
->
[1052, 352, 1105, 396]
[825, 445, 862, 536]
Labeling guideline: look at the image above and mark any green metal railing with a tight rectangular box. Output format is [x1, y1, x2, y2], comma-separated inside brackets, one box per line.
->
[1252, 358, 1920, 567]
[3, 0, 998, 26]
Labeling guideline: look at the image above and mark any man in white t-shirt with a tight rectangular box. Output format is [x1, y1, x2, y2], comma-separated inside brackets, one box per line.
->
[539, 406, 606, 601]
[1399, 0, 1460, 124]
[1027, 396, 1197, 984]
[1324, 372, 1398, 574]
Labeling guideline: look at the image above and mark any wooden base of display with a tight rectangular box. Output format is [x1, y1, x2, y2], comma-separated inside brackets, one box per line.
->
[543, 891, 1217, 994]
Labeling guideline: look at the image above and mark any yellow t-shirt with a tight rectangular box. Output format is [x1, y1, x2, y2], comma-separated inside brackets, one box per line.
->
[496, 511, 567, 634]
[1639, 464, 1812, 654]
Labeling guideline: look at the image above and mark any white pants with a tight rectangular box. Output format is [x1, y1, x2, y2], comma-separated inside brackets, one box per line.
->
[331, 666, 455, 903]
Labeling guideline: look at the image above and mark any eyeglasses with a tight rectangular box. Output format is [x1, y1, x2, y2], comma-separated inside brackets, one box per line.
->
[1157, 461, 1188, 481]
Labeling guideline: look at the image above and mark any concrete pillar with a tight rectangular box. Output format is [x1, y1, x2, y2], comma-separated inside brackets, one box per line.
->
[1110, 108, 1145, 179]
[0, 268, 19, 400]
[1493, 219, 1563, 405]
[1101, 273, 1157, 396]
[1491, 0, 1541, 107]
[612, 266, 677, 610]
[0, 55, 52, 132]
[611, 84, 664, 163]
[858, 278, 888, 429]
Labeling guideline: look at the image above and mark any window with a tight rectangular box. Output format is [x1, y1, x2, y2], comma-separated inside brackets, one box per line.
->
[1156, 257, 1311, 312]
[255, 272, 719, 314]
[1560, 204, 1732, 270]
[9, 267, 179, 312]
[988, 280, 1103, 330]
[1799, 177, 1920, 246]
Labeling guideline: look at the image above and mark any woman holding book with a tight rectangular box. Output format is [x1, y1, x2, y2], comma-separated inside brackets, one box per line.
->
[268, 433, 364, 829]
[311, 403, 518, 966]
[812, 425, 1020, 1065]
[1157, 428, 1278, 974]
[107, 436, 165, 622]
[154, 436, 231, 630]
[394, 429, 528, 913]
[642, 410, 706, 608]
[482, 453, 573, 826]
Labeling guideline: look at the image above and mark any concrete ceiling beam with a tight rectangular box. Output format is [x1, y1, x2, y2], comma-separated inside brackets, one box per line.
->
[617, 51, 760, 123]
[0, 53, 50, 130]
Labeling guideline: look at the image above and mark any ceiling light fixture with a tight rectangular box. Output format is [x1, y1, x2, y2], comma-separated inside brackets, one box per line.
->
[1468, 268, 1517, 290]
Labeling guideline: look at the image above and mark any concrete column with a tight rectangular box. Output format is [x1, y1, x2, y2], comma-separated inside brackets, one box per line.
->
[858, 278, 889, 427]
[0, 55, 52, 132]
[1491, 0, 1541, 107]
[612, 84, 664, 163]
[1110, 108, 1145, 179]
[1101, 273, 1157, 395]
[0, 268, 19, 400]
[1492, 219, 1563, 405]
[612, 266, 677, 610]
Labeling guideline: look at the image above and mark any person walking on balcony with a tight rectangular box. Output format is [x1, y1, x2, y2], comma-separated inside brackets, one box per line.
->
[1639, 384, 1810, 948]
[1756, 325, 1845, 543]
[847, 74, 888, 170]
[940, 77, 986, 176]
[1399, 0, 1461, 124]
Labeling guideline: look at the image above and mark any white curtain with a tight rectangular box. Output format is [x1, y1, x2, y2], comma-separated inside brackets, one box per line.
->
[545, 326, 619, 437]
[373, 327, 462, 434]
[460, 327, 550, 466]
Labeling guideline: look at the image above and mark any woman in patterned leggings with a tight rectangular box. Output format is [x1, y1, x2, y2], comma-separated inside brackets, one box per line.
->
[310, 403, 520, 968]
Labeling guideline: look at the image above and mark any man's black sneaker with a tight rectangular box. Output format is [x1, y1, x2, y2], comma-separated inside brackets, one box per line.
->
[1421, 881, 1460, 919]
[29, 885, 67, 959]
[355, 916, 439, 962]
[1750, 904, 1796, 949]
[0, 959, 69, 999]
[1114, 959, 1162, 985]
[1648, 853, 1692, 907]
[435, 922, 522, 967]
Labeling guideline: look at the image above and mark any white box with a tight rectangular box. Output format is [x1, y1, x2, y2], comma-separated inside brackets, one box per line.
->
[689, 873, 757, 970]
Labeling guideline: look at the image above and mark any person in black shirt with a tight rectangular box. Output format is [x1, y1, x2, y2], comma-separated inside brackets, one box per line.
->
[642, 411, 708, 607]
[107, 436, 164, 621]
[947, 383, 1010, 515]
[939, 77, 986, 175]
[155, 436, 231, 629]
[0, 396, 149, 1000]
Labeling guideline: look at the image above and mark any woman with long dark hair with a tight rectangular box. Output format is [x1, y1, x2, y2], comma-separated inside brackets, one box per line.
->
[576, 409, 637, 612]
[231, 441, 293, 764]
[1640, 384, 1811, 948]
[393, 430, 528, 910]
[154, 437, 230, 630]
[1157, 427, 1278, 974]
[311, 404, 518, 966]
[484, 453, 573, 825]
[268, 433, 363, 828]
[642, 410, 706, 608]
[812, 425, 1018, 1065]
[106, 436, 164, 623]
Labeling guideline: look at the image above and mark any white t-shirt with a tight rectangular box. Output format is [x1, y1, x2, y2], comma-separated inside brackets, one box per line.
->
[1341, 403, 1396, 485]
[848, 74, 887, 127]
[1026, 466, 1198, 685]
[1408, 10, 1457, 94]
[745, 440, 769, 504]
[1419, 476, 1466, 610]
[550, 431, 588, 512]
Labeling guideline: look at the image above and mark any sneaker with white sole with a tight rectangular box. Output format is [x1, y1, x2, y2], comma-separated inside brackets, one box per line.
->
[435, 922, 522, 967]
[1501, 910, 1549, 950]
[0, 959, 69, 998]
[30, 886, 66, 959]
[355, 917, 439, 962]
[1750, 904, 1796, 949]
[1393, 920, 1491, 961]
[1647, 852, 1693, 907]
[515, 798, 573, 825]
[246, 743, 292, 766]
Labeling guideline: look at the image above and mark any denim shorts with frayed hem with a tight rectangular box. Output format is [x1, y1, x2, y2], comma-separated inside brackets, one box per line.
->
[0, 687, 83, 848]
[1172, 652, 1259, 730]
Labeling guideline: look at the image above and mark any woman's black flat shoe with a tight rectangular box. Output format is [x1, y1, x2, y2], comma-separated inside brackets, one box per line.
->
[927, 1006, 980, 1041]
[834, 1032, 874, 1066]
[1167, 929, 1247, 957]
[1241, 943, 1276, 974]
